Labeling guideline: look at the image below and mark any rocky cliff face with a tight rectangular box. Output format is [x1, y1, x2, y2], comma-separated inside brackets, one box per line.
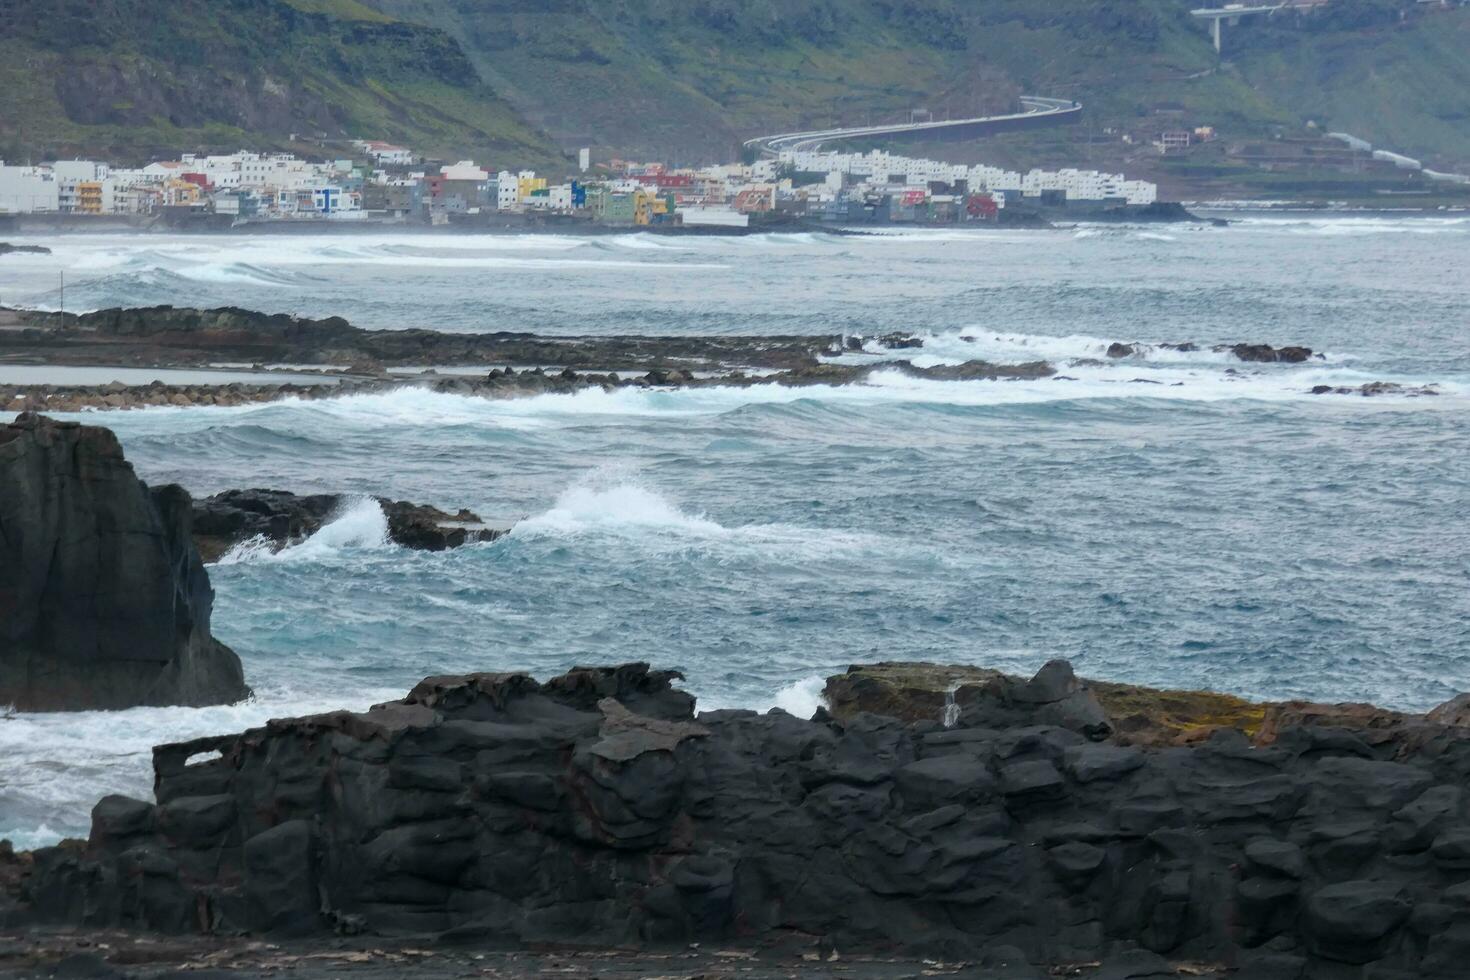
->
[12, 660, 1470, 977]
[0, 413, 249, 711]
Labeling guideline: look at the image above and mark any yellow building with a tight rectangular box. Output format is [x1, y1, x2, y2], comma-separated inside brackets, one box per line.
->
[517, 173, 547, 200]
[163, 179, 203, 207]
[633, 187, 653, 226]
[76, 181, 104, 215]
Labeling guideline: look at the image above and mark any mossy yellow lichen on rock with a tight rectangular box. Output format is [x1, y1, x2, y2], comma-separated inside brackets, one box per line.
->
[1089, 679, 1268, 745]
[823, 661, 1270, 746]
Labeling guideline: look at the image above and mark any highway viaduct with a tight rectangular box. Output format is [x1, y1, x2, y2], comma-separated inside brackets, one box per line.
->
[744, 96, 1082, 158]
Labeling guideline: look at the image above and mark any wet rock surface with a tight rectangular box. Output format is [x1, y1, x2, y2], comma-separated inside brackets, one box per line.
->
[2, 306, 851, 372]
[192, 489, 505, 562]
[1310, 381, 1441, 397]
[0, 413, 248, 711]
[0, 243, 51, 256]
[2, 359, 1058, 414]
[1108, 341, 1317, 364]
[6, 660, 1469, 978]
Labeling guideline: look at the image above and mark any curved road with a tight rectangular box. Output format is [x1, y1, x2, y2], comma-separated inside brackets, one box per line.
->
[745, 96, 1082, 157]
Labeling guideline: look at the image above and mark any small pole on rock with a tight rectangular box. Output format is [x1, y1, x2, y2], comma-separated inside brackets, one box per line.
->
[58, 271, 64, 322]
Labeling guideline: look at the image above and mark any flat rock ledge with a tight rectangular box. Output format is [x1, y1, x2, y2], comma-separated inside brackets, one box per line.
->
[4, 660, 1470, 979]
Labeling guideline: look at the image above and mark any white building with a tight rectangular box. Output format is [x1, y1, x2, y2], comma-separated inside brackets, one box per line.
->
[442, 160, 489, 182]
[0, 164, 60, 213]
[355, 141, 414, 166]
[49, 160, 110, 212]
[496, 170, 519, 209]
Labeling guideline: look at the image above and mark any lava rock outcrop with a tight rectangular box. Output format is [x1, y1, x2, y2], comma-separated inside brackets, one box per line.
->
[8, 660, 1470, 978]
[0, 413, 249, 710]
[192, 488, 503, 562]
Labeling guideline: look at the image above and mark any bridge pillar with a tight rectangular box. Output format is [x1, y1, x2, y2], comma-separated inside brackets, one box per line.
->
[1211, 17, 1222, 52]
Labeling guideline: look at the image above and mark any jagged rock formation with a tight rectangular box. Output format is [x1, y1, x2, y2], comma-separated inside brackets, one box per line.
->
[0, 413, 249, 711]
[10, 660, 1470, 978]
[192, 488, 505, 562]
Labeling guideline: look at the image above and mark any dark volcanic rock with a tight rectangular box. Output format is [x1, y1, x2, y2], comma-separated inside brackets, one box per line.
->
[1098, 340, 1314, 364]
[12, 659, 1470, 977]
[0, 413, 248, 711]
[1310, 381, 1440, 397]
[825, 660, 1111, 740]
[1226, 343, 1313, 363]
[824, 661, 1274, 746]
[191, 488, 503, 562]
[0, 243, 51, 256]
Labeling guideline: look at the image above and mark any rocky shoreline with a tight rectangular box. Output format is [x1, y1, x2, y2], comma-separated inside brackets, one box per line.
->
[3, 410, 1468, 978]
[1, 660, 1467, 979]
[0, 303, 1417, 413]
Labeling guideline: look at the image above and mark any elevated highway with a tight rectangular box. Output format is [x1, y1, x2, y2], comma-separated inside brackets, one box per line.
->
[744, 96, 1082, 159]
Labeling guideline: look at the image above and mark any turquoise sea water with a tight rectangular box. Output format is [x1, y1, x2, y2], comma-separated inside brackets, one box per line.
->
[1, 215, 1468, 847]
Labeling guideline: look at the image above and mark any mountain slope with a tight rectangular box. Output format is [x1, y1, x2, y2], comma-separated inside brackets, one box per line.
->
[362, 0, 1470, 170]
[1230, 5, 1470, 167]
[0, 0, 563, 167]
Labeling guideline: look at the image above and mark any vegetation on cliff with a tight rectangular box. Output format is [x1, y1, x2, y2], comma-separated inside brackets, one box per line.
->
[361, 0, 1470, 169]
[1, 0, 1467, 176]
[0, 0, 562, 166]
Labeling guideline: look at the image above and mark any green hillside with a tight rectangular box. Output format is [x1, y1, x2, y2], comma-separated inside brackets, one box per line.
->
[360, 0, 1470, 170]
[1230, 3, 1470, 168]
[0, 0, 563, 167]
[1, 0, 1466, 178]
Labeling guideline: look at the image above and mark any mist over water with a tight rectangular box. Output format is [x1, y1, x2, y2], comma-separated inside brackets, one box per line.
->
[2, 216, 1468, 847]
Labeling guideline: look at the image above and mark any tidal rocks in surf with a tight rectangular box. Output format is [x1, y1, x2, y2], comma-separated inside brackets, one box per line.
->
[0, 413, 248, 711]
[1103, 341, 1315, 364]
[1225, 343, 1313, 363]
[12, 659, 1470, 978]
[877, 332, 924, 350]
[191, 488, 504, 562]
[1310, 381, 1440, 397]
[0, 243, 50, 256]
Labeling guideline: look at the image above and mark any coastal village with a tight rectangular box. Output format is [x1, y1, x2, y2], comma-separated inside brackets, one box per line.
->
[0, 140, 1159, 230]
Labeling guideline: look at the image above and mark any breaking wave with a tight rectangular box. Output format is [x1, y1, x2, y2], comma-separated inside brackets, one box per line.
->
[216, 496, 391, 565]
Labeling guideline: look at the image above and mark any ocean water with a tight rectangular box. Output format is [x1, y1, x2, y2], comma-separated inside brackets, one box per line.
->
[2, 215, 1468, 848]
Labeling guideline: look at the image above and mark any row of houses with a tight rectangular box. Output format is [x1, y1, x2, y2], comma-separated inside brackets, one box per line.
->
[776, 148, 1158, 206]
[0, 141, 1161, 226]
[0, 153, 369, 217]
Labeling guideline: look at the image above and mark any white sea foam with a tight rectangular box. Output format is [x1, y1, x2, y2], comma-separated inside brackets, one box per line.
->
[861, 329, 1280, 369]
[770, 675, 828, 719]
[215, 496, 391, 565]
[513, 475, 888, 559]
[1230, 215, 1470, 236]
[0, 681, 403, 847]
[517, 481, 727, 537]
